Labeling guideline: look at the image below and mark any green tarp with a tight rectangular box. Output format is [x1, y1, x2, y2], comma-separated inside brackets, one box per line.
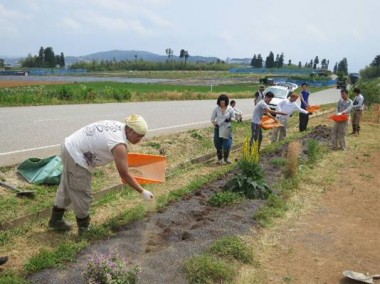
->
[17, 155, 63, 185]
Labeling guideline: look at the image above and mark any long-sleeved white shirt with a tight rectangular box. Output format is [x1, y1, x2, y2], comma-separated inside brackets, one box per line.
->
[275, 99, 308, 120]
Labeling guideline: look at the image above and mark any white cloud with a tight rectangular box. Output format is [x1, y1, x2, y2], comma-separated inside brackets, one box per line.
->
[1, 0, 380, 71]
[60, 17, 82, 31]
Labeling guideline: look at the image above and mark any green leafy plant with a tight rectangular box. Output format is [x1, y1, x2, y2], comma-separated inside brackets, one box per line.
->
[271, 157, 288, 167]
[208, 191, 242, 207]
[307, 138, 319, 164]
[224, 138, 272, 199]
[184, 254, 236, 284]
[209, 236, 254, 264]
[82, 251, 140, 284]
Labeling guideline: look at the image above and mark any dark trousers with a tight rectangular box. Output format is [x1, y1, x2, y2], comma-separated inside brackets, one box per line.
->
[250, 123, 262, 149]
[299, 112, 309, 132]
[213, 127, 232, 152]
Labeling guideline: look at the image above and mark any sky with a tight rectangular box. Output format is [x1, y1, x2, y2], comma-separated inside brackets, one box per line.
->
[1, 0, 379, 72]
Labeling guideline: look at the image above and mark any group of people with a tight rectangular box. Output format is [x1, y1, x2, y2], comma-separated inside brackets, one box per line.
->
[211, 83, 365, 164]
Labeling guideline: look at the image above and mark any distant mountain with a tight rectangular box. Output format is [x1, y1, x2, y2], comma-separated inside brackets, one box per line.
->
[226, 57, 251, 65]
[64, 50, 222, 65]
[1, 50, 224, 67]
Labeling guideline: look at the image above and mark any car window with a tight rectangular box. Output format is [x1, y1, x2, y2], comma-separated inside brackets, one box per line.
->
[266, 87, 288, 99]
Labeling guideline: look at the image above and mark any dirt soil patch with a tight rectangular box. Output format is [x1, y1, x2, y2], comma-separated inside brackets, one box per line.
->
[251, 124, 380, 284]
[28, 174, 264, 283]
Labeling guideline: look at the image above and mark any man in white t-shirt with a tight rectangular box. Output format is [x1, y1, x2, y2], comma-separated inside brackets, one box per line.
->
[272, 93, 311, 143]
[48, 114, 154, 235]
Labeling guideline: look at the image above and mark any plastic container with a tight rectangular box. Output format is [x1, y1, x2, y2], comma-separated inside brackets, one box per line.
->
[307, 105, 321, 112]
[260, 116, 282, 130]
[125, 153, 166, 184]
[330, 113, 349, 122]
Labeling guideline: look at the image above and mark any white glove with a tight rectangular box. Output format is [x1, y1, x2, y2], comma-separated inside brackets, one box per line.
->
[141, 189, 154, 201]
[337, 112, 342, 115]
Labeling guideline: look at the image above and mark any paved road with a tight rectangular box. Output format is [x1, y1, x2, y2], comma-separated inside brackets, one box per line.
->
[0, 87, 341, 167]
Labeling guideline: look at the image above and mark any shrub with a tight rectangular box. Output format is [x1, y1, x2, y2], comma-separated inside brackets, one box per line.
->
[224, 137, 272, 199]
[307, 139, 319, 164]
[209, 236, 254, 264]
[208, 191, 242, 207]
[82, 251, 140, 284]
[57, 86, 73, 100]
[357, 80, 380, 106]
[184, 254, 236, 284]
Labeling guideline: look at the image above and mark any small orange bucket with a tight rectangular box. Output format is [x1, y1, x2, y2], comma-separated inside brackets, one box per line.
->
[307, 105, 321, 112]
[330, 113, 349, 122]
[125, 153, 166, 184]
[260, 116, 282, 130]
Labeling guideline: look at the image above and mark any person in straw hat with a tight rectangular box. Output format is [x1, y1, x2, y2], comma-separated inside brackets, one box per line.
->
[48, 114, 154, 235]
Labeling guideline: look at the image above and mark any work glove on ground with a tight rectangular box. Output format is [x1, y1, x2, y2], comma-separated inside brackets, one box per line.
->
[142, 189, 154, 200]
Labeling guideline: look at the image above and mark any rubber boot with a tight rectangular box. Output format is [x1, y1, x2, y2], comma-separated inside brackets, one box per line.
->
[223, 151, 231, 164]
[355, 127, 360, 136]
[76, 216, 91, 236]
[217, 150, 223, 165]
[48, 206, 72, 231]
[0, 256, 9, 266]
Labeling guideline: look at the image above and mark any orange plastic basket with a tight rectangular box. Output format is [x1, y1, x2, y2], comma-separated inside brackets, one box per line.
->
[124, 153, 166, 184]
[307, 105, 321, 112]
[260, 116, 282, 130]
[330, 113, 349, 122]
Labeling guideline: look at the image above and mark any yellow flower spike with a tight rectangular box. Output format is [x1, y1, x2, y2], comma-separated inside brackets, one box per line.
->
[241, 136, 260, 165]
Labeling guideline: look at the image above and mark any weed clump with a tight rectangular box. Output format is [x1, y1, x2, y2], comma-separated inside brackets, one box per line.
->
[224, 137, 272, 199]
[208, 191, 242, 207]
[285, 140, 301, 178]
[82, 250, 140, 284]
[307, 138, 319, 164]
[184, 254, 236, 284]
[208, 235, 254, 264]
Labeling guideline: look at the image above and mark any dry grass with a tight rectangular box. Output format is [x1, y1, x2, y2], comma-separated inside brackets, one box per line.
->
[285, 141, 302, 178]
[237, 113, 380, 283]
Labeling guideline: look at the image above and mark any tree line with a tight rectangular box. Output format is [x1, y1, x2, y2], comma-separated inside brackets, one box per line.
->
[19, 47, 65, 68]
[250, 51, 348, 74]
[1, 46, 363, 76]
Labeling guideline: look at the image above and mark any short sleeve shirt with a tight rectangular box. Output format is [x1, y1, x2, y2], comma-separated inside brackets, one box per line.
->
[65, 120, 127, 171]
[252, 100, 268, 124]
